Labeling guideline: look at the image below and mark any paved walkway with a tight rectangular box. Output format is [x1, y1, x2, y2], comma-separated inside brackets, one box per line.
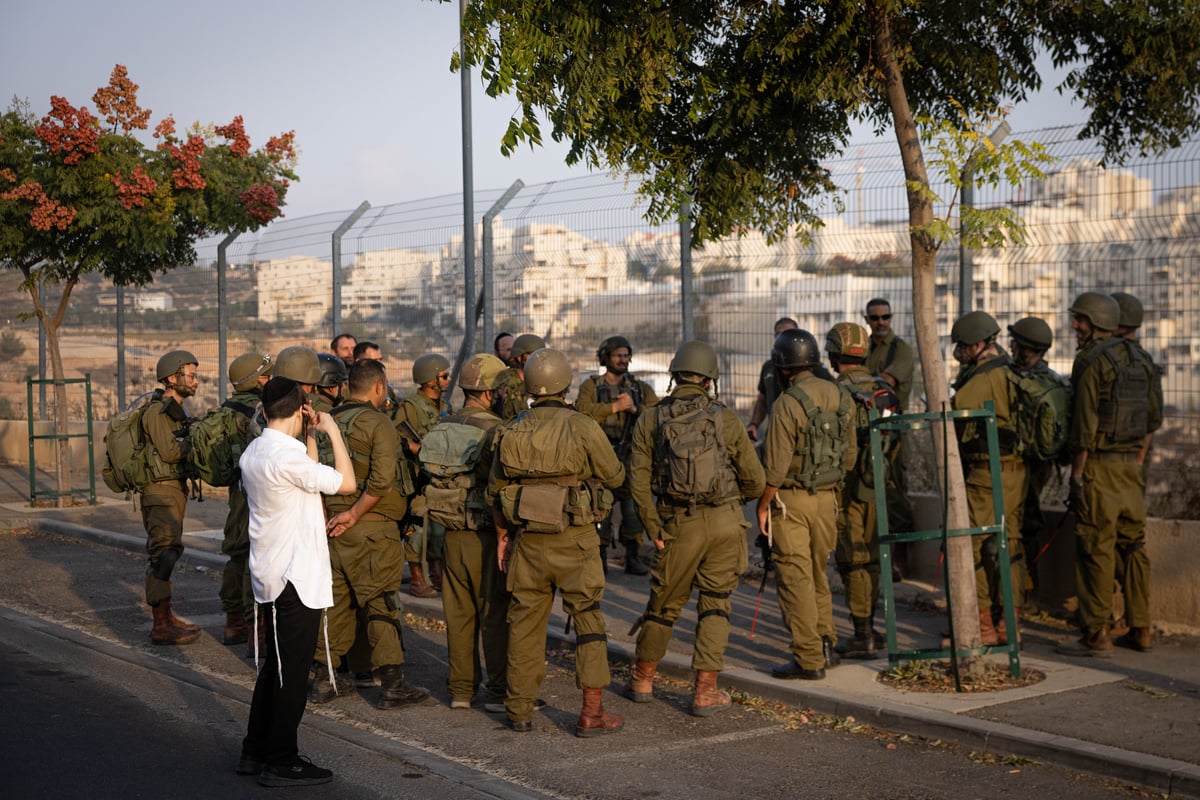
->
[3, 464, 1198, 797]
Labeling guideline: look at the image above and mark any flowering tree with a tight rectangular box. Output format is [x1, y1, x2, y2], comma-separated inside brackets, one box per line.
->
[0, 65, 298, 503]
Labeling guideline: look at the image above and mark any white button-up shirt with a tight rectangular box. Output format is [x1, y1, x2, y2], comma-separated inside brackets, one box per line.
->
[239, 428, 342, 610]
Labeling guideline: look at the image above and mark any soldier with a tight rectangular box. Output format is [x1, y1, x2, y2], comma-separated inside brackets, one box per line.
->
[273, 346, 323, 395]
[396, 353, 452, 597]
[625, 341, 764, 716]
[493, 331, 514, 364]
[758, 329, 856, 680]
[218, 351, 273, 647]
[142, 349, 202, 646]
[1007, 317, 1066, 599]
[863, 297, 917, 580]
[420, 354, 510, 711]
[827, 323, 898, 659]
[497, 333, 546, 420]
[950, 310, 1027, 646]
[310, 358, 431, 708]
[1057, 292, 1161, 657]
[489, 348, 626, 736]
[745, 317, 798, 444]
[312, 353, 348, 413]
[575, 335, 659, 575]
[331, 333, 357, 368]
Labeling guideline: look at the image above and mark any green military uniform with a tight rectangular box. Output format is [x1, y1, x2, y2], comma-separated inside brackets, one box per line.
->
[865, 331, 915, 545]
[833, 366, 893, 622]
[496, 367, 529, 421]
[628, 383, 764, 671]
[1018, 360, 1066, 595]
[219, 391, 262, 622]
[396, 392, 450, 565]
[1069, 336, 1160, 638]
[431, 405, 509, 707]
[488, 399, 625, 725]
[763, 375, 856, 671]
[315, 401, 411, 671]
[575, 373, 659, 553]
[141, 391, 192, 606]
[952, 351, 1028, 613]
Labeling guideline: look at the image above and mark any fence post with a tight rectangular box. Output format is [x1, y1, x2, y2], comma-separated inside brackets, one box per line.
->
[216, 231, 239, 405]
[332, 202, 371, 336]
[481, 180, 525, 358]
[680, 199, 695, 344]
[116, 284, 126, 411]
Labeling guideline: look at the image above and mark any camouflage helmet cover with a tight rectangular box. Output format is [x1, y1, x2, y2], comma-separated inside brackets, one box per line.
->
[825, 322, 870, 359]
[228, 351, 272, 392]
[459, 354, 507, 391]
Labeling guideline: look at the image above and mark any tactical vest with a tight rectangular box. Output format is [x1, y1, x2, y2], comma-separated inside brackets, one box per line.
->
[840, 371, 899, 501]
[143, 393, 192, 483]
[496, 407, 595, 533]
[326, 403, 407, 519]
[652, 394, 740, 511]
[783, 382, 852, 493]
[954, 355, 1021, 457]
[1077, 338, 1162, 445]
[419, 412, 498, 531]
[592, 376, 642, 444]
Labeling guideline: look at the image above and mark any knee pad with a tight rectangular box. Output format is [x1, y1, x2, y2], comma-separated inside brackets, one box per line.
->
[151, 548, 180, 581]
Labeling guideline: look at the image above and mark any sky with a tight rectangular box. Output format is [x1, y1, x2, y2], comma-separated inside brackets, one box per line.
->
[2, 1, 1090, 221]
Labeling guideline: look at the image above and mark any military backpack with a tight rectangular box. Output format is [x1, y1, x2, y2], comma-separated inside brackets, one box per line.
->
[101, 393, 155, 494]
[652, 395, 739, 512]
[188, 399, 258, 487]
[1074, 338, 1163, 445]
[783, 383, 853, 493]
[419, 413, 497, 530]
[841, 374, 900, 501]
[496, 408, 593, 533]
[1007, 366, 1072, 461]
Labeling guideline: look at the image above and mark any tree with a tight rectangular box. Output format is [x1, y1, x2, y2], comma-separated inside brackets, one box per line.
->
[1, 65, 297, 504]
[456, 1, 1200, 666]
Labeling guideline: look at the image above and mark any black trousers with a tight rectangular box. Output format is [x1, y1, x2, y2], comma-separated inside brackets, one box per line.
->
[242, 581, 322, 766]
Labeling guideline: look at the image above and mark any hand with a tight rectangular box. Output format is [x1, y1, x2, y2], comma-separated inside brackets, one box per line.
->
[497, 535, 511, 573]
[746, 422, 759, 442]
[613, 393, 636, 414]
[653, 538, 665, 551]
[314, 409, 337, 435]
[1066, 476, 1084, 513]
[326, 510, 355, 537]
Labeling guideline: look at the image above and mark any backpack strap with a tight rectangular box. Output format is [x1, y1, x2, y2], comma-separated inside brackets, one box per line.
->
[221, 399, 257, 419]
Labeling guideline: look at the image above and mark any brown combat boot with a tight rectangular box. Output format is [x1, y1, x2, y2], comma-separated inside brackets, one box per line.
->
[164, 599, 200, 634]
[995, 610, 1021, 646]
[978, 609, 1000, 646]
[622, 660, 658, 703]
[691, 670, 732, 717]
[427, 557, 444, 592]
[223, 610, 250, 645]
[1056, 625, 1115, 658]
[1115, 626, 1153, 652]
[576, 688, 624, 738]
[150, 601, 200, 645]
[408, 565, 438, 598]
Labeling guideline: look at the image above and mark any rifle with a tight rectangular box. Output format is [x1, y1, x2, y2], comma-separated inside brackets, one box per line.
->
[614, 377, 642, 462]
[749, 515, 775, 640]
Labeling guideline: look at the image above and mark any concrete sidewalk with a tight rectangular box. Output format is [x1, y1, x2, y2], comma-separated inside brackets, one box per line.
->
[4, 464, 1199, 798]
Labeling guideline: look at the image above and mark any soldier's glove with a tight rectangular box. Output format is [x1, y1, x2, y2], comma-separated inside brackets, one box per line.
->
[1066, 476, 1084, 514]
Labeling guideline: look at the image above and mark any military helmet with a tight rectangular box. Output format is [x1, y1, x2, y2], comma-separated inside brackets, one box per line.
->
[950, 310, 1000, 346]
[510, 333, 547, 362]
[316, 353, 348, 388]
[771, 329, 821, 370]
[596, 335, 633, 365]
[825, 322, 870, 359]
[1069, 291, 1120, 332]
[523, 348, 572, 396]
[669, 340, 719, 379]
[459, 354, 507, 391]
[1111, 292, 1144, 330]
[1007, 317, 1053, 351]
[273, 346, 323, 385]
[156, 350, 198, 381]
[412, 353, 451, 386]
[228, 351, 272, 392]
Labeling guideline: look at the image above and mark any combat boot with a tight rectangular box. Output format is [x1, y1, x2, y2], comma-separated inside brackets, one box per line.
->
[164, 599, 200, 634]
[623, 542, 649, 576]
[408, 565, 438, 598]
[310, 662, 354, 704]
[836, 616, 877, 660]
[822, 636, 840, 668]
[427, 557, 444, 592]
[1056, 625, 1114, 658]
[995, 610, 1021, 646]
[690, 670, 731, 717]
[223, 610, 250, 645]
[1115, 626, 1153, 652]
[576, 688, 624, 738]
[375, 665, 432, 709]
[622, 660, 658, 703]
[978, 609, 1000, 646]
[150, 601, 200, 645]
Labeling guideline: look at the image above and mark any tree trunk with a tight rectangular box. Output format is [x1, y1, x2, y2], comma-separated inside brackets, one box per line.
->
[27, 277, 78, 508]
[868, 1, 982, 676]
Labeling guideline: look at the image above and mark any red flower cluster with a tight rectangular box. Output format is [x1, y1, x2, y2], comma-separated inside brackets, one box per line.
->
[92, 65, 151, 134]
[1, 181, 77, 230]
[35, 96, 100, 165]
[239, 182, 281, 224]
[265, 130, 296, 163]
[216, 115, 251, 158]
[164, 134, 207, 190]
[153, 114, 176, 140]
[0, 167, 16, 184]
[111, 165, 158, 209]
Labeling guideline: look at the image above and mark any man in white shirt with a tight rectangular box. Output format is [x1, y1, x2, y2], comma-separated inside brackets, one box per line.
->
[236, 378, 356, 787]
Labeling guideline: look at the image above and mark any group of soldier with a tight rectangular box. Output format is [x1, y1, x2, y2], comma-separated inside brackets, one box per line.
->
[127, 288, 1160, 756]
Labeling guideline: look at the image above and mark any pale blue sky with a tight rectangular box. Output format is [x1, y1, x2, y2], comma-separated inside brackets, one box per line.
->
[2, 1, 1086, 220]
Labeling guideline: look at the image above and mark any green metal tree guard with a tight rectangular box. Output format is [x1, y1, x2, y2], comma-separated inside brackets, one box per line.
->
[26, 374, 96, 506]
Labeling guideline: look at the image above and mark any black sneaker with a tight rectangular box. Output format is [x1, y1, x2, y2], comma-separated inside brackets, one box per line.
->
[771, 661, 825, 681]
[259, 755, 333, 787]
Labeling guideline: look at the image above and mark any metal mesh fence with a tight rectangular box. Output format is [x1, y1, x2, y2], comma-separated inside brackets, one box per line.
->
[3, 124, 1197, 516]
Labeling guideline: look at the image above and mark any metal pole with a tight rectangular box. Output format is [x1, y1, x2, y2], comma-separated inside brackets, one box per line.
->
[216, 231, 238, 404]
[460, 0, 476, 365]
[116, 284, 126, 410]
[38, 280, 46, 418]
[680, 200, 695, 344]
[332, 201, 371, 338]
[482, 180, 524, 357]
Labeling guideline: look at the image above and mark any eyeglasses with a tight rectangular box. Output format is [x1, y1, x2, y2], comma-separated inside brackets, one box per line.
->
[180, 372, 199, 381]
[867, 314, 892, 322]
[437, 372, 451, 381]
